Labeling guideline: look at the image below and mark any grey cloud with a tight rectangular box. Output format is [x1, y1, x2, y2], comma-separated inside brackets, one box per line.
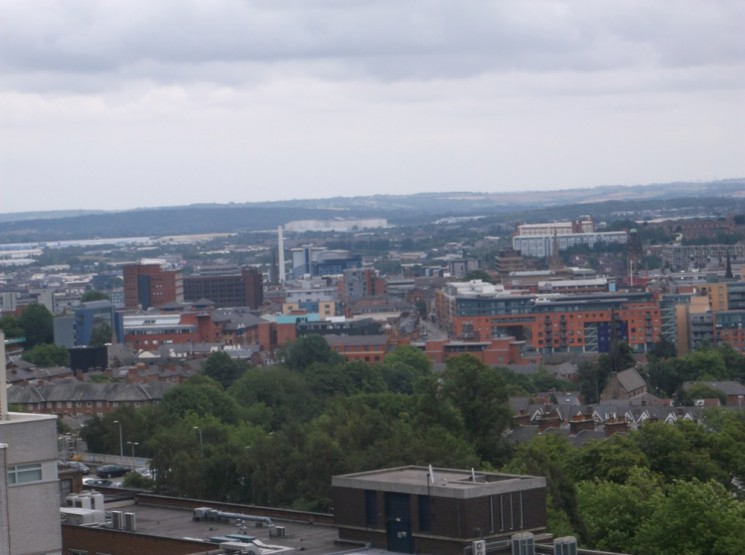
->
[2, 0, 744, 87]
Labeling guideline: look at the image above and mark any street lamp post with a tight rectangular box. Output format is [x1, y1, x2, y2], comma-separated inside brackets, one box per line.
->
[193, 426, 204, 458]
[113, 420, 124, 464]
[127, 441, 139, 469]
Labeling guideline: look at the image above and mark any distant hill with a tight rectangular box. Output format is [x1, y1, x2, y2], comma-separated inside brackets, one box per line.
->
[0, 209, 105, 223]
[1, 178, 744, 242]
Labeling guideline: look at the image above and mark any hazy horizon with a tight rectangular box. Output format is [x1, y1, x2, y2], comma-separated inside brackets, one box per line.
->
[3, 1, 744, 214]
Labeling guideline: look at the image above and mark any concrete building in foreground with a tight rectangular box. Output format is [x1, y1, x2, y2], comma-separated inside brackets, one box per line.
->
[1, 332, 63, 555]
[332, 466, 546, 555]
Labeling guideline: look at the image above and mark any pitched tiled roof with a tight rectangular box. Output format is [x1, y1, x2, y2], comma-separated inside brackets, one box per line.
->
[7, 382, 174, 404]
[616, 368, 646, 392]
[5, 365, 73, 383]
[685, 380, 745, 396]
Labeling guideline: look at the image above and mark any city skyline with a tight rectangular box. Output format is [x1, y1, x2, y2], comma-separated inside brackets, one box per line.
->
[2, 1, 744, 214]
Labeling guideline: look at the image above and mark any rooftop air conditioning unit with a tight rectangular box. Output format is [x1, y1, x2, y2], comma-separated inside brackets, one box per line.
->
[110, 510, 123, 530]
[554, 536, 578, 555]
[511, 532, 535, 555]
[124, 512, 137, 532]
[472, 539, 486, 555]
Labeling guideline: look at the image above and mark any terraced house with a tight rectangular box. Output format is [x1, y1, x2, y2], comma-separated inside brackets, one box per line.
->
[7, 382, 172, 417]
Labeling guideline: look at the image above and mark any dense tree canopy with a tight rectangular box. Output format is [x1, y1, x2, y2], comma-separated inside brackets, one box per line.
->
[202, 351, 248, 388]
[21, 343, 70, 367]
[81, 290, 110, 302]
[0, 314, 24, 339]
[18, 303, 53, 347]
[89, 321, 112, 347]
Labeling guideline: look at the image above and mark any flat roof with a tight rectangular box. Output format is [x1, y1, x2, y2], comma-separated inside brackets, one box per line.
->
[333, 466, 546, 500]
[83, 502, 342, 555]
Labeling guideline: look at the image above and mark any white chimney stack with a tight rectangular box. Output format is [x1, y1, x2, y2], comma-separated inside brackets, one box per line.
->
[278, 226, 286, 284]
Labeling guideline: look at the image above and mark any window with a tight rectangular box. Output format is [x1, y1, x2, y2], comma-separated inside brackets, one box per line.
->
[418, 495, 431, 532]
[7, 463, 42, 485]
[365, 490, 377, 527]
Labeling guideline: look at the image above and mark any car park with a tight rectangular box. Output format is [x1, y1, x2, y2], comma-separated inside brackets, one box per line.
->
[96, 464, 129, 478]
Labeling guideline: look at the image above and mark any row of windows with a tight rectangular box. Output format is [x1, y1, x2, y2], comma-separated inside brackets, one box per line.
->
[35, 400, 145, 409]
[127, 328, 196, 335]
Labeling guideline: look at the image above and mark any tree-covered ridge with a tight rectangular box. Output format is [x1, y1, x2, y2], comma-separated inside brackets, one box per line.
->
[80, 337, 745, 553]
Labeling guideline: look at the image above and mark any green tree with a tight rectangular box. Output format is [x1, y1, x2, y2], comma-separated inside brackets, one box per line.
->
[160, 376, 241, 424]
[573, 435, 649, 484]
[383, 344, 432, 375]
[201, 351, 247, 388]
[703, 409, 745, 493]
[81, 290, 110, 302]
[284, 334, 343, 372]
[441, 355, 512, 463]
[19, 304, 53, 347]
[464, 269, 493, 283]
[635, 479, 745, 555]
[577, 467, 662, 553]
[0, 314, 24, 339]
[633, 421, 728, 486]
[650, 336, 677, 359]
[380, 345, 432, 394]
[576, 362, 605, 404]
[647, 358, 681, 397]
[506, 434, 586, 541]
[685, 383, 727, 405]
[339, 360, 388, 394]
[21, 343, 70, 367]
[89, 321, 112, 347]
[228, 367, 320, 430]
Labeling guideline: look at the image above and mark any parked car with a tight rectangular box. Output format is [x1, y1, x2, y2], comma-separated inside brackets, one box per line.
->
[96, 464, 129, 478]
[57, 460, 90, 475]
[83, 478, 113, 487]
[134, 466, 153, 479]
[67, 461, 90, 475]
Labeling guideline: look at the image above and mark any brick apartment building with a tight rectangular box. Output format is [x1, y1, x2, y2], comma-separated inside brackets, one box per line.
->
[123, 262, 183, 310]
[419, 337, 538, 366]
[435, 281, 662, 354]
[325, 334, 394, 363]
[123, 312, 219, 350]
[183, 266, 264, 309]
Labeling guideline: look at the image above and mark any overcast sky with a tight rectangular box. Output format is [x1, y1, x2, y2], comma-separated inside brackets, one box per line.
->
[2, 1, 744, 213]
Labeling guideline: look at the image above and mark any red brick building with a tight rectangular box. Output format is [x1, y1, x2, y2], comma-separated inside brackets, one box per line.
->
[419, 337, 538, 366]
[123, 263, 183, 310]
[325, 334, 394, 363]
[123, 312, 218, 350]
[435, 282, 662, 354]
